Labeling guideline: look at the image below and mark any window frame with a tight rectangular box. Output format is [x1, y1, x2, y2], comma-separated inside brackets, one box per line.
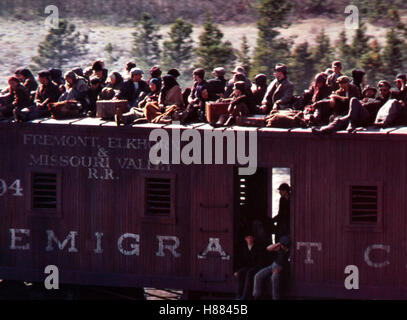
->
[140, 172, 176, 225]
[27, 169, 62, 218]
[344, 181, 383, 233]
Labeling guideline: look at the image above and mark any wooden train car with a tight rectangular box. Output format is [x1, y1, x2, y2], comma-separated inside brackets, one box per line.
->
[0, 116, 407, 299]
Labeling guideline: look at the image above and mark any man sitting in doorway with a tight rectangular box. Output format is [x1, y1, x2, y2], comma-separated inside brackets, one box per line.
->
[233, 230, 265, 300]
[252, 235, 290, 300]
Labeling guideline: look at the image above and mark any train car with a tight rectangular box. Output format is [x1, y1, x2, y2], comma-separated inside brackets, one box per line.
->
[0, 116, 406, 299]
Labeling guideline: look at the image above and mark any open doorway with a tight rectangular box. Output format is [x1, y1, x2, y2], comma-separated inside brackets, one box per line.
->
[270, 168, 291, 244]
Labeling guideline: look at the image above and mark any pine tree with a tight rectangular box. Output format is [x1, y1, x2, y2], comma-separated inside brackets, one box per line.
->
[132, 12, 162, 68]
[350, 21, 370, 69]
[288, 42, 315, 95]
[162, 18, 194, 72]
[336, 30, 352, 73]
[311, 29, 333, 73]
[104, 43, 118, 65]
[195, 14, 236, 74]
[360, 39, 383, 85]
[236, 35, 251, 76]
[381, 28, 404, 81]
[31, 19, 88, 71]
[250, 0, 293, 79]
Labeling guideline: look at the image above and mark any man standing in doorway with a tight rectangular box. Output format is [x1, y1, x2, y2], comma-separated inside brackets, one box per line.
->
[271, 183, 291, 243]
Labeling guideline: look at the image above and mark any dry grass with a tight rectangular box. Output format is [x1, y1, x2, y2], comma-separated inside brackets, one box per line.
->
[0, 15, 399, 87]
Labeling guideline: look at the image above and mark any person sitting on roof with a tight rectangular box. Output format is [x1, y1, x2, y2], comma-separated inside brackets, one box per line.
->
[312, 80, 400, 134]
[0, 77, 31, 120]
[180, 68, 210, 124]
[115, 77, 161, 126]
[259, 64, 294, 114]
[326, 61, 343, 92]
[58, 70, 89, 110]
[115, 68, 150, 108]
[14, 70, 60, 122]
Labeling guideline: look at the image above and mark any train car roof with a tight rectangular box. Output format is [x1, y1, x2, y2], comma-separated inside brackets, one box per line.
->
[2, 117, 407, 137]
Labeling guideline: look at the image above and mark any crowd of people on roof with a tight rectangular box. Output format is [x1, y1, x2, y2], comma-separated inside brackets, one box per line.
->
[1, 59, 406, 133]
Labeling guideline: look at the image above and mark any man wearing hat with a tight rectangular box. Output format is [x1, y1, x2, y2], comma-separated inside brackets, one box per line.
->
[271, 183, 291, 242]
[260, 64, 294, 113]
[394, 73, 407, 102]
[252, 235, 290, 300]
[208, 67, 227, 100]
[224, 66, 252, 98]
[115, 68, 150, 107]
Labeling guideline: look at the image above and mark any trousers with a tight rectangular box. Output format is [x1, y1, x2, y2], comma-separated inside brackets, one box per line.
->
[253, 262, 281, 300]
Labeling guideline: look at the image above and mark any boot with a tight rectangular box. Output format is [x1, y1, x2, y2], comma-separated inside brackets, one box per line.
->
[214, 114, 228, 127]
[224, 115, 235, 126]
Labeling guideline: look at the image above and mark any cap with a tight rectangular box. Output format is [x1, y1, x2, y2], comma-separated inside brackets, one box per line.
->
[167, 68, 180, 78]
[396, 73, 407, 83]
[274, 64, 287, 75]
[150, 66, 162, 78]
[278, 183, 291, 192]
[213, 67, 226, 76]
[130, 68, 144, 76]
[234, 81, 246, 92]
[332, 61, 342, 68]
[254, 74, 267, 85]
[232, 66, 245, 74]
[193, 68, 205, 79]
[362, 85, 377, 96]
[378, 80, 391, 89]
[337, 76, 350, 84]
[279, 236, 290, 247]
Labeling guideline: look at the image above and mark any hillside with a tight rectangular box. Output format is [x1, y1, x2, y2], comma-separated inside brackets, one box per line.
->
[0, 12, 405, 87]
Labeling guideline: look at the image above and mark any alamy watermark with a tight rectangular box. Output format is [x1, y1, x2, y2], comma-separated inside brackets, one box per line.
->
[148, 122, 258, 175]
[44, 5, 59, 29]
[344, 5, 359, 30]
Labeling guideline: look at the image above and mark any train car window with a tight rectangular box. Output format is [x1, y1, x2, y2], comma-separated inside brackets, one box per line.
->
[350, 185, 378, 224]
[145, 177, 172, 216]
[30, 172, 61, 216]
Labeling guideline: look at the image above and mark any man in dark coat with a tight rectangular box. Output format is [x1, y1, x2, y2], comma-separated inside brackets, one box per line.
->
[115, 68, 150, 107]
[393, 73, 407, 102]
[14, 70, 60, 122]
[0, 77, 31, 119]
[180, 68, 210, 124]
[225, 66, 252, 98]
[234, 231, 265, 300]
[260, 64, 294, 113]
[271, 183, 291, 242]
[208, 67, 227, 101]
[86, 76, 104, 117]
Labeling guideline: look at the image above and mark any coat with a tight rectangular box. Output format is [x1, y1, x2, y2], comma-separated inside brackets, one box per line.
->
[159, 85, 184, 109]
[34, 81, 61, 109]
[116, 79, 150, 106]
[11, 84, 31, 109]
[262, 77, 294, 112]
[208, 76, 227, 101]
[330, 83, 361, 116]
